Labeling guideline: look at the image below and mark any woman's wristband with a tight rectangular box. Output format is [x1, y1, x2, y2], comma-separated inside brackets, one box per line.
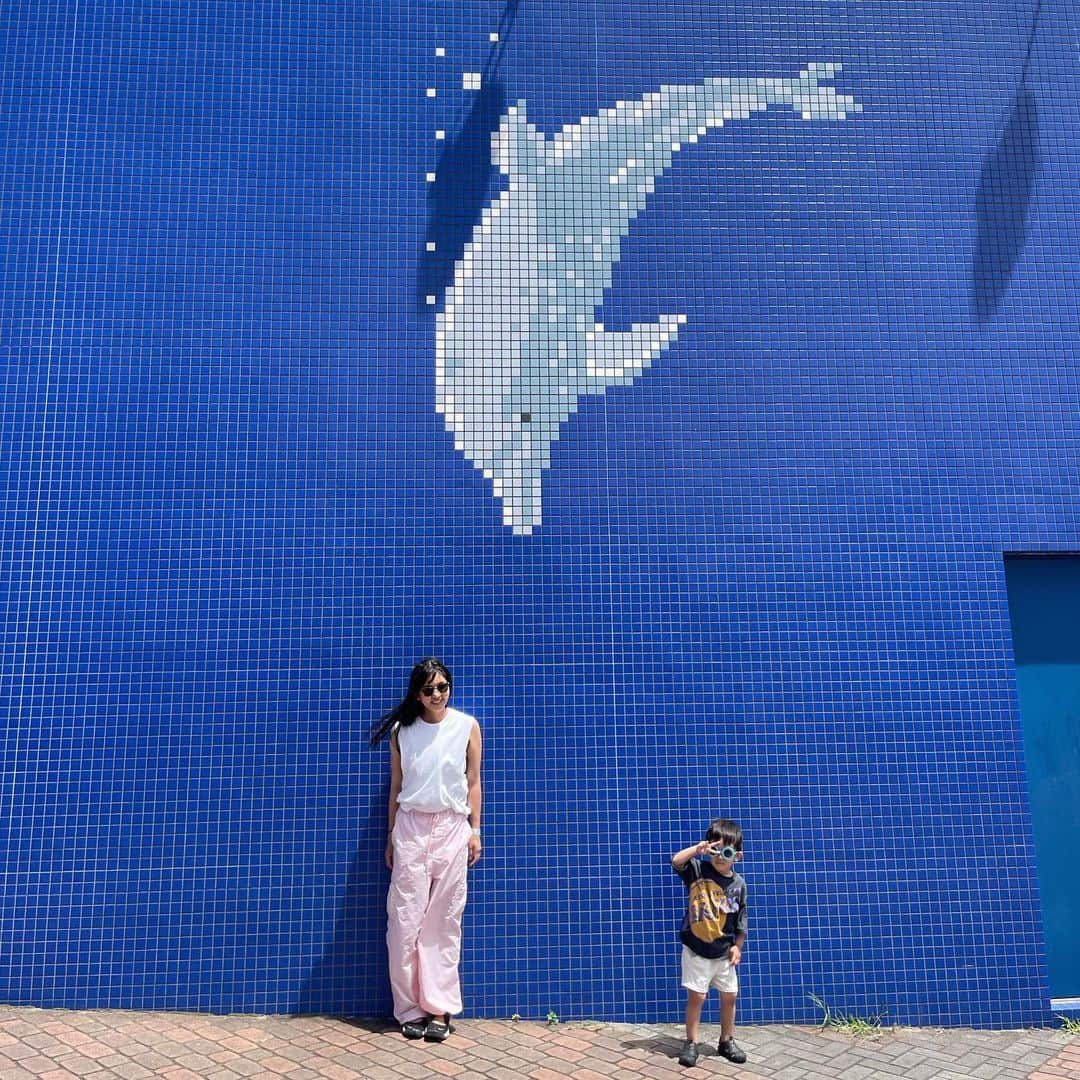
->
[471, 828, 481, 836]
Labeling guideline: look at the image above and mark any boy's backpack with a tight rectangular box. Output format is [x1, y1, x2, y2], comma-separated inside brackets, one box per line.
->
[686, 861, 734, 944]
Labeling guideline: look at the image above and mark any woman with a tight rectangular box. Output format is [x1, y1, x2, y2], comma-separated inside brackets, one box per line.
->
[371, 659, 482, 1041]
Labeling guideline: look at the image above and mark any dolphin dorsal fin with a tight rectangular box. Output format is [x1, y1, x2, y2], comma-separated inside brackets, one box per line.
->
[492, 102, 545, 178]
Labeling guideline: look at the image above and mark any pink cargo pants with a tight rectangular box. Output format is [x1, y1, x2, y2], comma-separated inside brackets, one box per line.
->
[386, 808, 473, 1022]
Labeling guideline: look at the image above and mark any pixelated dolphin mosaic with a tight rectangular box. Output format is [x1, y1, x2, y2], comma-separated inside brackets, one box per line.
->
[435, 65, 861, 534]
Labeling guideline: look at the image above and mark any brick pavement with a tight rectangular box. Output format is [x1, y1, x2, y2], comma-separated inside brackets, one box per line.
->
[0, 1007, 1076, 1080]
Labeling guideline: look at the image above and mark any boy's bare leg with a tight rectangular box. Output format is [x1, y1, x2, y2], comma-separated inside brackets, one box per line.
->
[685, 990, 707, 1042]
[719, 991, 737, 1041]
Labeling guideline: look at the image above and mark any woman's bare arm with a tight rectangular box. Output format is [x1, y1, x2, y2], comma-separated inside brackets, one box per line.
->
[466, 720, 482, 865]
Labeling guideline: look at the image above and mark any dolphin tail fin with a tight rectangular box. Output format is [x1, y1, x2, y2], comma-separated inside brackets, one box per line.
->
[583, 314, 687, 388]
[781, 63, 862, 120]
[492, 101, 546, 177]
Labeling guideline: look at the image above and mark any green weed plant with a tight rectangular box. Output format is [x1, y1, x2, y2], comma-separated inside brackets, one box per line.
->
[808, 992, 888, 1037]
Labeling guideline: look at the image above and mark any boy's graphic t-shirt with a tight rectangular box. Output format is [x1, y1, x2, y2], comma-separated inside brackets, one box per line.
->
[673, 857, 748, 960]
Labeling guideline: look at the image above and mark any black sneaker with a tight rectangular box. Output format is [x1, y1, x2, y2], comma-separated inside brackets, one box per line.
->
[400, 1018, 428, 1039]
[678, 1040, 700, 1067]
[717, 1037, 747, 1063]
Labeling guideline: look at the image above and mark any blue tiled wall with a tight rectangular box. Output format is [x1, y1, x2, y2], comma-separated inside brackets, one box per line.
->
[2, 0, 1076, 1027]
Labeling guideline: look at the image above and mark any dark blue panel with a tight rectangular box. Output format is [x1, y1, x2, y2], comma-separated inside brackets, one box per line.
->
[1004, 554, 1080, 999]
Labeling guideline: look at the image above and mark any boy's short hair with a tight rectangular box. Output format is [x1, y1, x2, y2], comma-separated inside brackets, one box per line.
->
[705, 818, 743, 850]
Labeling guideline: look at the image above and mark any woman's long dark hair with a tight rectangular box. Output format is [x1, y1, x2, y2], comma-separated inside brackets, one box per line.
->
[370, 658, 452, 746]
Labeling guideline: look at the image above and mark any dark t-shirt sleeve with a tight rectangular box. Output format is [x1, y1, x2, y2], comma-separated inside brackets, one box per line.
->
[735, 880, 748, 938]
[671, 857, 697, 885]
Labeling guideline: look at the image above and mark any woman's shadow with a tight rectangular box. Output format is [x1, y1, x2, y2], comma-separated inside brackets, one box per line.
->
[295, 811, 392, 1019]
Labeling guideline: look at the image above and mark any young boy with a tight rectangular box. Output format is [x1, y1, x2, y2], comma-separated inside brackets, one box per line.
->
[671, 818, 748, 1068]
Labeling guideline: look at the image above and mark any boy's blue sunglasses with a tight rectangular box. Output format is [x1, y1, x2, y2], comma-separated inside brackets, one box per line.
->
[708, 844, 739, 862]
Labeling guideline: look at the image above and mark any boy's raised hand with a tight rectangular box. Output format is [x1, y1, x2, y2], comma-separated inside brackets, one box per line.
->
[672, 839, 719, 867]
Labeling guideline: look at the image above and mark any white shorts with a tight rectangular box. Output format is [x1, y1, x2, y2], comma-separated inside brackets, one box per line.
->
[681, 945, 739, 994]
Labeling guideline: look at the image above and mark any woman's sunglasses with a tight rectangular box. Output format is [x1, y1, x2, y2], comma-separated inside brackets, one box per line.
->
[420, 682, 451, 697]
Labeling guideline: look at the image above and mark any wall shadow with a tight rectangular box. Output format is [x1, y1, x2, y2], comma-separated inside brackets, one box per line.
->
[415, 81, 506, 310]
[971, 88, 1041, 321]
[971, 0, 1042, 322]
[415, 1, 521, 311]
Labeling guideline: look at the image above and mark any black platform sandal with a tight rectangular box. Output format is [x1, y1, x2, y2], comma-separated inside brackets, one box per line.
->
[424, 1015, 453, 1042]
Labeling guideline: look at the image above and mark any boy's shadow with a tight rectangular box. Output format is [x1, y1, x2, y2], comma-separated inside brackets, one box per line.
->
[620, 1032, 706, 1061]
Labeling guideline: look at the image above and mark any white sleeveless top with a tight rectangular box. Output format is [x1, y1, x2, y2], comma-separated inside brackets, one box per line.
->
[395, 707, 473, 816]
